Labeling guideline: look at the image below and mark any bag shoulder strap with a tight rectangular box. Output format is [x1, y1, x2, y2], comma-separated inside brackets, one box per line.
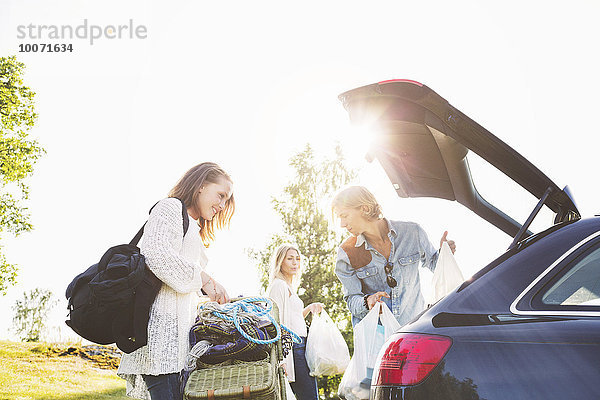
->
[129, 198, 189, 246]
[340, 236, 372, 270]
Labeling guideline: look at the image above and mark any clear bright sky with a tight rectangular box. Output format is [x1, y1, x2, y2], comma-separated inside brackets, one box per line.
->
[1, 0, 599, 341]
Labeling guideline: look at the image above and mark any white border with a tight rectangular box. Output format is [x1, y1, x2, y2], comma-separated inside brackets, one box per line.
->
[510, 230, 600, 317]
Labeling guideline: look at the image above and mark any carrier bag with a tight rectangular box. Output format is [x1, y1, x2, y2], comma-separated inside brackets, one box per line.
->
[305, 310, 350, 377]
[430, 241, 464, 304]
[284, 379, 296, 400]
[338, 302, 400, 400]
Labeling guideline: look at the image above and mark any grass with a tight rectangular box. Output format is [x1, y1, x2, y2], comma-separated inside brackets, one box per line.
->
[0, 340, 129, 400]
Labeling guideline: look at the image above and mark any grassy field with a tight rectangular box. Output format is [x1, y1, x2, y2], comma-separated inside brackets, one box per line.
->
[0, 340, 129, 400]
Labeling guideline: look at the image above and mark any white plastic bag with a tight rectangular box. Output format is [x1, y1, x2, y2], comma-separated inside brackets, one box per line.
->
[284, 378, 296, 400]
[305, 310, 350, 376]
[430, 241, 464, 304]
[338, 302, 401, 400]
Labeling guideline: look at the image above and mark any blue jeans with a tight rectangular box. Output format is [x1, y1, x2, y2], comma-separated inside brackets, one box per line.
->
[143, 373, 182, 400]
[289, 337, 318, 400]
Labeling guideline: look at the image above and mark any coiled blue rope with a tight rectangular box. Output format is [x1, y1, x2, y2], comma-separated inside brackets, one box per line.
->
[204, 297, 301, 345]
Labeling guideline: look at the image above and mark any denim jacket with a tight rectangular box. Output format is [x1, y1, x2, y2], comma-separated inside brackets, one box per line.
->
[335, 219, 438, 327]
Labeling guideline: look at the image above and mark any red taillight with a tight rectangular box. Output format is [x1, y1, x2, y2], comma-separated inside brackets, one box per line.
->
[377, 79, 423, 86]
[373, 333, 452, 386]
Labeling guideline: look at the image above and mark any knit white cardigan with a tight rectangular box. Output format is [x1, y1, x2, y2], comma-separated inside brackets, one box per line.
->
[117, 198, 208, 399]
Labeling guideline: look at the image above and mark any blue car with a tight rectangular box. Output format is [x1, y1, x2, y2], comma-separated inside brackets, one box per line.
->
[338, 80, 600, 400]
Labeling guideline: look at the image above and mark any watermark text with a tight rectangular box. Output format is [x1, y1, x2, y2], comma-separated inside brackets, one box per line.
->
[16, 19, 147, 45]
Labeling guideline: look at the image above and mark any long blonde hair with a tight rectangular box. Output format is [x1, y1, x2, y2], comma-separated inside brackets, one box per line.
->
[168, 162, 235, 247]
[268, 244, 302, 289]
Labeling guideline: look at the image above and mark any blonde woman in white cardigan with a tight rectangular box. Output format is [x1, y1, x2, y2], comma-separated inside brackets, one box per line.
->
[267, 244, 324, 400]
[118, 162, 234, 400]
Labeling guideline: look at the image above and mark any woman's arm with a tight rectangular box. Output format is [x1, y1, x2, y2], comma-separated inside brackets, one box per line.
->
[140, 198, 205, 293]
[267, 279, 288, 324]
[416, 223, 440, 273]
[335, 248, 369, 321]
[200, 271, 230, 304]
[302, 302, 324, 318]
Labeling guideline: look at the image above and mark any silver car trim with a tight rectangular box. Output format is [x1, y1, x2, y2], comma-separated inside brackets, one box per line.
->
[510, 230, 600, 317]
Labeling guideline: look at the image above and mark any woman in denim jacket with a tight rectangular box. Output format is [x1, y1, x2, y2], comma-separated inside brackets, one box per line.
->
[333, 186, 456, 327]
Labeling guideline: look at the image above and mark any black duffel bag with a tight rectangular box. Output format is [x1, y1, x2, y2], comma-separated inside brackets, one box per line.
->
[65, 199, 189, 353]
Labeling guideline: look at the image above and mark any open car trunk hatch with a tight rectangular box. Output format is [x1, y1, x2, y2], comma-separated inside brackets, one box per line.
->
[338, 80, 580, 238]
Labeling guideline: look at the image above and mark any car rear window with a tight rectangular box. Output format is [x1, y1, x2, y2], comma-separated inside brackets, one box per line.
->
[542, 246, 600, 306]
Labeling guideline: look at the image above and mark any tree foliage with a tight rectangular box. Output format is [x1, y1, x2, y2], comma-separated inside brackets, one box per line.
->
[248, 143, 356, 398]
[12, 288, 56, 342]
[0, 56, 45, 294]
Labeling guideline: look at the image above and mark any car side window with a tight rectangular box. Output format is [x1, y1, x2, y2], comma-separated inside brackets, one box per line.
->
[541, 246, 600, 307]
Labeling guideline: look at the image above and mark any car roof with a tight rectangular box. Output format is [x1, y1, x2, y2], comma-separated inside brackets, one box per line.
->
[338, 79, 580, 238]
[450, 217, 600, 313]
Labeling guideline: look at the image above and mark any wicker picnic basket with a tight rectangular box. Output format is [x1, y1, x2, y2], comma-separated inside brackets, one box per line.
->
[184, 298, 287, 400]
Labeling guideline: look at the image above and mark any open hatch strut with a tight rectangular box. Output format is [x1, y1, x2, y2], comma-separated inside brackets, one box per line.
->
[508, 187, 553, 250]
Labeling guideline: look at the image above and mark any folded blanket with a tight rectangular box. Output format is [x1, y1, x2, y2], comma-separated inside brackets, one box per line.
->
[190, 319, 277, 364]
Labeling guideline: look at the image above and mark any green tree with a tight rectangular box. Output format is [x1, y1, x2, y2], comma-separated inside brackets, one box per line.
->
[0, 56, 44, 294]
[12, 288, 56, 342]
[248, 143, 356, 398]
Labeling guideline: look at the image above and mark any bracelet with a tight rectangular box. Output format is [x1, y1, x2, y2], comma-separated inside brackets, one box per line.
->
[363, 294, 370, 309]
[202, 277, 213, 290]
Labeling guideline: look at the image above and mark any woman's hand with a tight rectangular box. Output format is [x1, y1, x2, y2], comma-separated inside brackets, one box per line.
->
[304, 302, 324, 317]
[366, 291, 390, 310]
[439, 231, 457, 254]
[212, 280, 230, 304]
[202, 274, 230, 304]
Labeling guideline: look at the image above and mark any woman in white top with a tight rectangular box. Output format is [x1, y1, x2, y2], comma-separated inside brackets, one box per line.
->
[118, 162, 234, 400]
[267, 244, 324, 400]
